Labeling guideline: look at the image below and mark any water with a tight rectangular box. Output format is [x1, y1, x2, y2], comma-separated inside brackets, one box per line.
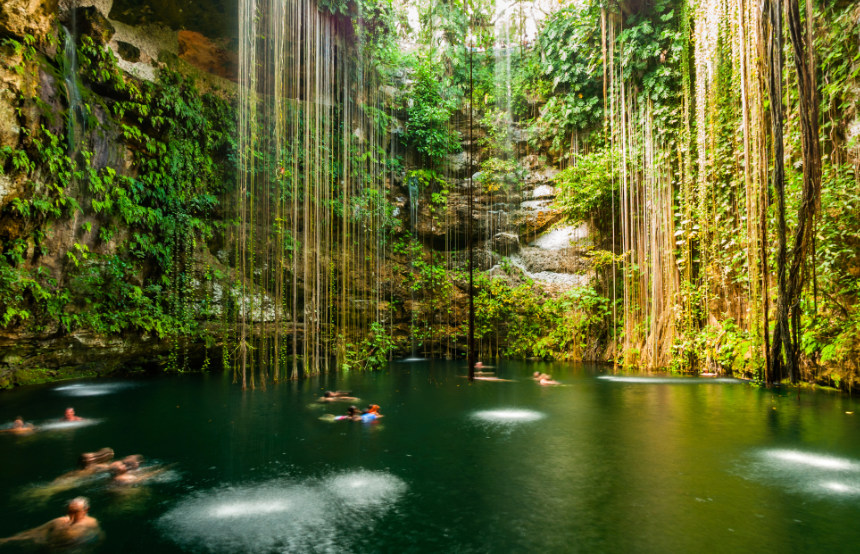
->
[60, 25, 84, 155]
[1, 362, 860, 552]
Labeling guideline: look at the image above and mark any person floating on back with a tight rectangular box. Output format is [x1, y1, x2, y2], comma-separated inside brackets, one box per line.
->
[0, 496, 102, 549]
[319, 391, 359, 403]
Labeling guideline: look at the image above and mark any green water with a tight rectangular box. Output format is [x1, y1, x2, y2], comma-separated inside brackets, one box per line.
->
[1, 361, 859, 553]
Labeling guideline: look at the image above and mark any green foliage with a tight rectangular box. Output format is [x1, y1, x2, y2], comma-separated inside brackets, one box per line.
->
[403, 53, 462, 164]
[538, 3, 602, 96]
[341, 322, 395, 371]
[477, 156, 521, 193]
[0, 34, 236, 356]
[528, 94, 601, 155]
[554, 148, 615, 226]
[474, 274, 610, 360]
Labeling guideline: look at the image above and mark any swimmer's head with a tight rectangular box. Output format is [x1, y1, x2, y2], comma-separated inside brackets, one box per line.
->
[67, 496, 89, 516]
[324, 391, 334, 398]
[122, 455, 143, 470]
[347, 406, 358, 415]
[80, 447, 114, 468]
[108, 461, 127, 476]
[533, 372, 540, 377]
[13, 416, 24, 427]
[64, 407, 76, 420]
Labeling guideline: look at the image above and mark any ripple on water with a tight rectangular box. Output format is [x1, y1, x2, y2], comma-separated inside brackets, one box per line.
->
[766, 449, 860, 472]
[735, 448, 860, 500]
[53, 383, 137, 397]
[597, 375, 740, 384]
[472, 409, 545, 424]
[38, 419, 102, 431]
[158, 471, 407, 553]
[323, 470, 408, 508]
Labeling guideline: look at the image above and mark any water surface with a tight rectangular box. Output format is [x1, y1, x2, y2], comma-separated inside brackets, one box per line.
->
[1, 361, 859, 552]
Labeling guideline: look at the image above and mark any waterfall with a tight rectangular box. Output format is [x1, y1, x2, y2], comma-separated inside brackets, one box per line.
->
[61, 25, 83, 155]
[235, 0, 390, 386]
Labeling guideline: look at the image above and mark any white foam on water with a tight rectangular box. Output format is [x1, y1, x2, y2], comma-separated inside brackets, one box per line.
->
[53, 382, 137, 397]
[210, 500, 292, 518]
[38, 419, 102, 431]
[159, 471, 407, 553]
[819, 481, 860, 494]
[472, 409, 545, 424]
[765, 449, 860, 472]
[399, 357, 427, 362]
[323, 470, 407, 508]
[736, 449, 860, 500]
[597, 375, 739, 384]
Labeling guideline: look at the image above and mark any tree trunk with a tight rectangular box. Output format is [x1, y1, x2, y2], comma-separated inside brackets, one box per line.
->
[763, 0, 789, 386]
[783, 0, 822, 383]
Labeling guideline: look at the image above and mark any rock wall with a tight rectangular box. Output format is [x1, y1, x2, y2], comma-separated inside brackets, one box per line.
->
[0, 0, 240, 387]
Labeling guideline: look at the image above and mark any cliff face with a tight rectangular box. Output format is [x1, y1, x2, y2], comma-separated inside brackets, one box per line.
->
[0, 0, 238, 387]
[0, 1, 603, 386]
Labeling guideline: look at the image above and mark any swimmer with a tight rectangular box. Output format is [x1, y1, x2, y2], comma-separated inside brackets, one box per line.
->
[361, 404, 383, 421]
[334, 406, 362, 421]
[0, 496, 102, 549]
[53, 448, 115, 483]
[63, 407, 84, 422]
[121, 454, 144, 471]
[532, 371, 560, 385]
[109, 460, 167, 486]
[1, 416, 35, 435]
[318, 391, 359, 403]
[28, 448, 115, 501]
[361, 405, 381, 422]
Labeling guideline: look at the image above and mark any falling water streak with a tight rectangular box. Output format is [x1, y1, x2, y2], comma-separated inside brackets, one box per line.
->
[60, 26, 83, 155]
[235, 0, 391, 384]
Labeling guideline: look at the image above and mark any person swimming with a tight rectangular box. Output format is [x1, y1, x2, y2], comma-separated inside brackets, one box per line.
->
[109, 459, 167, 486]
[319, 391, 359, 402]
[360, 404, 382, 421]
[26, 448, 117, 500]
[63, 407, 84, 422]
[0, 496, 102, 549]
[532, 372, 560, 385]
[121, 454, 144, 471]
[53, 448, 115, 484]
[334, 406, 362, 421]
[1, 416, 35, 435]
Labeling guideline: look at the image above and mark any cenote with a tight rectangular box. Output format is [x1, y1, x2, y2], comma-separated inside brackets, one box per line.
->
[2, 361, 860, 553]
[2, 0, 860, 551]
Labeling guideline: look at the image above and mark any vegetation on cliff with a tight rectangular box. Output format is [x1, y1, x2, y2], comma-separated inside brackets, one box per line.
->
[0, 0, 858, 390]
